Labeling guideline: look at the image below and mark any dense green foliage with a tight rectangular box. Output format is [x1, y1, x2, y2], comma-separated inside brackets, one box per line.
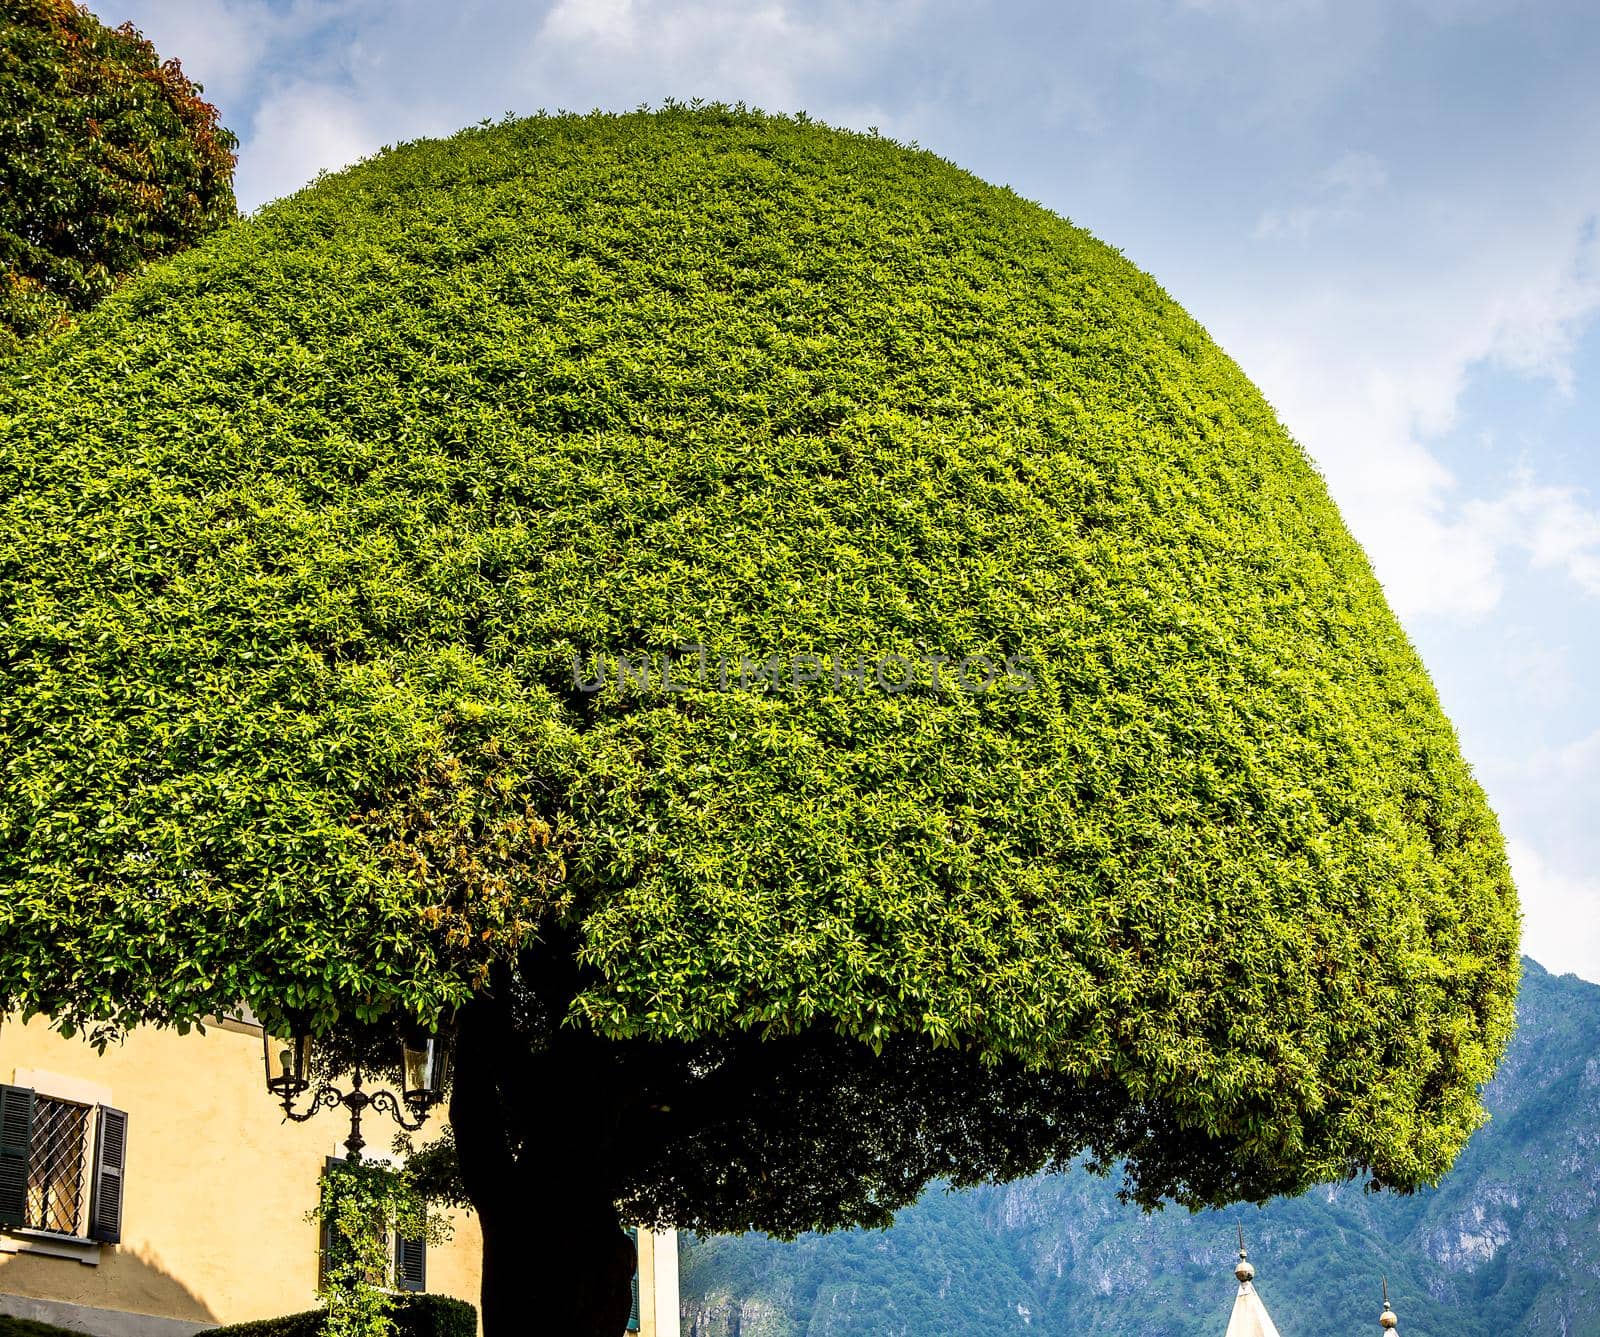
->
[314, 1160, 452, 1337]
[0, 0, 236, 357]
[681, 960, 1600, 1337]
[197, 1296, 476, 1337]
[0, 1318, 81, 1337]
[0, 106, 1517, 1213]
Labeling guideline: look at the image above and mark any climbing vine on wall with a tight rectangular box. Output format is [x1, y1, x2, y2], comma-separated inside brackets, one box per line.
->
[311, 1160, 452, 1337]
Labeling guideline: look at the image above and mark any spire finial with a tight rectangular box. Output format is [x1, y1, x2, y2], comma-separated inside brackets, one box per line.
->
[1233, 1224, 1255, 1284]
[1380, 1276, 1398, 1330]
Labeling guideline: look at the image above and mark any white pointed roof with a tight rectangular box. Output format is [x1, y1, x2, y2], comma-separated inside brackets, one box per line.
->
[1224, 1279, 1283, 1337]
[1224, 1234, 1282, 1337]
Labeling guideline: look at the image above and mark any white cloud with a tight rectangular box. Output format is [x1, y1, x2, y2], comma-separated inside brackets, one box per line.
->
[119, 0, 270, 98]
[1484, 220, 1600, 391]
[1494, 638, 1576, 712]
[121, 0, 367, 109]
[1255, 149, 1388, 239]
[1537, 725, 1600, 784]
[1211, 297, 1503, 618]
[525, 0, 907, 117]
[241, 83, 388, 210]
[1482, 730, 1600, 982]
[1202, 202, 1600, 621]
[1507, 838, 1600, 981]
[1177, 0, 1326, 14]
[127, 0, 933, 213]
[1318, 150, 1388, 196]
[1462, 475, 1600, 598]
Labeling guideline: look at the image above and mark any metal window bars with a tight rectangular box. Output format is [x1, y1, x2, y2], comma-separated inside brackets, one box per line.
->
[25, 1096, 91, 1235]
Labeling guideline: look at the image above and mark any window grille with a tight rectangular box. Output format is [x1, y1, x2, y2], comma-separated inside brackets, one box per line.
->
[626, 1227, 640, 1331]
[25, 1096, 91, 1235]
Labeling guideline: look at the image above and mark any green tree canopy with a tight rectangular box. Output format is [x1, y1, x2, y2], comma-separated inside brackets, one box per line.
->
[0, 105, 1518, 1334]
[0, 0, 237, 357]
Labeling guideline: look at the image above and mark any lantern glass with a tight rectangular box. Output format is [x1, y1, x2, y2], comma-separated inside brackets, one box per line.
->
[264, 1028, 312, 1096]
[400, 1031, 451, 1107]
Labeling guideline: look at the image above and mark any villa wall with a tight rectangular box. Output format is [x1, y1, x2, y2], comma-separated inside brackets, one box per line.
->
[1, 1014, 679, 1336]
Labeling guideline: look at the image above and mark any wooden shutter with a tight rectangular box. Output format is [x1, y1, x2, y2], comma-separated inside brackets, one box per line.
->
[394, 1228, 426, 1292]
[318, 1204, 336, 1288]
[88, 1106, 128, 1243]
[318, 1156, 344, 1289]
[318, 1159, 397, 1291]
[0, 1085, 34, 1229]
[626, 1227, 640, 1332]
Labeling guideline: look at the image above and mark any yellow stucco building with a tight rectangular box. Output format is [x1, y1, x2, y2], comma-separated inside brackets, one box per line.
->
[1, 1015, 678, 1337]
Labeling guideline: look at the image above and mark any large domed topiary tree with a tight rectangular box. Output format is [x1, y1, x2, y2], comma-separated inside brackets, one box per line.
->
[0, 105, 1518, 1334]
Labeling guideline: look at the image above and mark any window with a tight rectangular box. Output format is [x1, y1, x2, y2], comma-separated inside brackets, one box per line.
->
[626, 1227, 640, 1332]
[27, 1096, 89, 1234]
[317, 1158, 427, 1294]
[0, 1085, 127, 1243]
[393, 1230, 426, 1293]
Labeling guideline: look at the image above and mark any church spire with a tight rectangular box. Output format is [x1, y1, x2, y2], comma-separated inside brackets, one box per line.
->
[1380, 1277, 1399, 1331]
[1223, 1228, 1282, 1337]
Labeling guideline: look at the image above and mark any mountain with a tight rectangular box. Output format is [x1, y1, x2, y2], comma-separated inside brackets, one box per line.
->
[679, 958, 1600, 1335]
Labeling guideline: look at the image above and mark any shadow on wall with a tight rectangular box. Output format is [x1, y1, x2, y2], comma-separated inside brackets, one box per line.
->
[0, 1244, 218, 1336]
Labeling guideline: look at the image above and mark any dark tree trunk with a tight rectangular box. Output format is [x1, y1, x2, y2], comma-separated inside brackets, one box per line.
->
[451, 973, 640, 1337]
[474, 1158, 637, 1337]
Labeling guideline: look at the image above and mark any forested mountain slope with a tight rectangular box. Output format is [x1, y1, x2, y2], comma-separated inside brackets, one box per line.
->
[683, 959, 1600, 1335]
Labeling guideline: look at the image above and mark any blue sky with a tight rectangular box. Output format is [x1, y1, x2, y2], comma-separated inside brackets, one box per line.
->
[120, 0, 1600, 980]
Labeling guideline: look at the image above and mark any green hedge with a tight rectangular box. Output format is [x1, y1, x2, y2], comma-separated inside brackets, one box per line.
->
[0, 1317, 83, 1337]
[198, 1295, 476, 1337]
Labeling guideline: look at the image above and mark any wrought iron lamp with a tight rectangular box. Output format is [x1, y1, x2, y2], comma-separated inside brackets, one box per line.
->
[265, 1030, 313, 1098]
[262, 1019, 452, 1161]
[400, 1026, 452, 1106]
